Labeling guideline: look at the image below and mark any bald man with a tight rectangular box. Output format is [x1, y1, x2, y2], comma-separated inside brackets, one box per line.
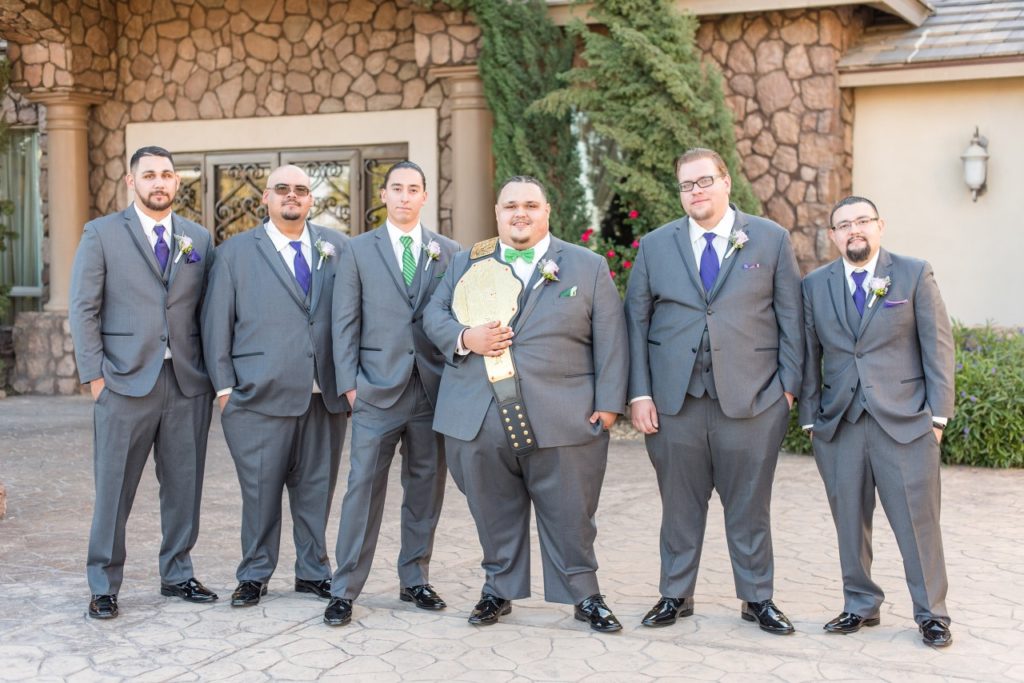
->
[202, 165, 350, 607]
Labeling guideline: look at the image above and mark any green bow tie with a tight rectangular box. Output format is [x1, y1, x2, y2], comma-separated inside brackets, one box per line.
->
[505, 247, 535, 264]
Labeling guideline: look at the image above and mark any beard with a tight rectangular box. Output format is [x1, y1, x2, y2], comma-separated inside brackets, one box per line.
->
[139, 190, 173, 212]
[845, 239, 870, 264]
[279, 204, 304, 221]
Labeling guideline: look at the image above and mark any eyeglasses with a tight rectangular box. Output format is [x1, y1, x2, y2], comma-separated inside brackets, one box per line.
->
[678, 175, 724, 193]
[831, 216, 878, 232]
[270, 183, 311, 197]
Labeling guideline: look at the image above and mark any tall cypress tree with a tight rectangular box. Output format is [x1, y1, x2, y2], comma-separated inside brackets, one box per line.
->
[536, 0, 759, 238]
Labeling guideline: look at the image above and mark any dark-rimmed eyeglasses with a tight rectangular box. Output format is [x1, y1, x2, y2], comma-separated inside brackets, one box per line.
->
[270, 183, 311, 197]
[832, 216, 878, 232]
[678, 175, 723, 193]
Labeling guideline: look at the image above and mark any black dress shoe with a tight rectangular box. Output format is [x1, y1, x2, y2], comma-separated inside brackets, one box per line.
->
[919, 619, 953, 648]
[161, 577, 219, 603]
[295, 577, 332, 599]
[741, 599, 795, 635]
[230, 580, 268, 607]
[641, 596, 694, 627]
[324, 597, 353, 626]
[823, 611, 880, 634]
[400, 584, 447, 610]
[468, 594, 511, 625]
[574, 594, 622, 633]
[88, 594, 118, 619]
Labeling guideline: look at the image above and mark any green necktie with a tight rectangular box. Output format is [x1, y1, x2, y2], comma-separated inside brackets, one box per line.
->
[400, 235, 416, 286]
[505, 247, 535, 263]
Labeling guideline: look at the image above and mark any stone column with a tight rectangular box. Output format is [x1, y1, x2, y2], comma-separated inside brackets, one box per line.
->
[25, 91, 105, 312]
[429, 66, 495, 246]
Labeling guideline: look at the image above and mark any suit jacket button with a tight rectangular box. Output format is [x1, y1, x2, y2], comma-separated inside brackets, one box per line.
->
[856, 352, 864, 358]
[707, 309, 713, 315]
[408, 349, 414, 355]
[309, 320, 314, 326]
[160, 335, 167, 341]
[307, 352, 313, 357]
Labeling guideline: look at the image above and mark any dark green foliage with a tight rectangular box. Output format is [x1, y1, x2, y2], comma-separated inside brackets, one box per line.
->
[785, 322, 1024, 468]
[471, 0, 588, 239]
[536, 0, 759, 239]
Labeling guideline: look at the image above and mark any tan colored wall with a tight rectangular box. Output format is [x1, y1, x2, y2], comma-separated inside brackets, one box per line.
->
[852, 77, 1024, 326]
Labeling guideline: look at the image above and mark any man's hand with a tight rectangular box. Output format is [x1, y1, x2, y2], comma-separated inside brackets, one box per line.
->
[218, 394, 229, 411]
[631, 398, 659, 435]
[344, 389, 357, 408]
[589, 410, 617, 430]
[933, 426, 943, 444]
[463, 321, 513, 357]
[785, 391, 795, 410]
[90, 378, 105, 401]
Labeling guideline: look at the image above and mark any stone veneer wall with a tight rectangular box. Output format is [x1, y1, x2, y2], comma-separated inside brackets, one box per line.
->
[697, 7, 867, 272]
[10, 310, 78, 394]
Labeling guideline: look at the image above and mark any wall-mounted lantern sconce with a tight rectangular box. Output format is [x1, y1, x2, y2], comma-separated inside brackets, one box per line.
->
[960, 126, 989, 202]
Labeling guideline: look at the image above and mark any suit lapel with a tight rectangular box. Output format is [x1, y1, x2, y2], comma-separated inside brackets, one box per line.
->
[858, 249, 892, 337]
[373, 228, 412, 308]
[308, 223, 328, 314]
[121, 207, 166, 285]
[671, 219, 704, 296]
[253, 225, 308, 310]
[513, 238, 562, 332]
[412, 228, 438, 313]
[827, 259, 856, 340]
[166, 215, 184, 289]
[706, 213, 745, 302]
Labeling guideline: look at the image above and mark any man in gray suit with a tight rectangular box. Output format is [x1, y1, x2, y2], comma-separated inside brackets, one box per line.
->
[625, 148, 803, 633]
[800, 195, 955, 648]
[70, 146, 217, 619]
[424, 176, 628, 632]
[323, 161, 459, 627]
[201, 164, 349, 607]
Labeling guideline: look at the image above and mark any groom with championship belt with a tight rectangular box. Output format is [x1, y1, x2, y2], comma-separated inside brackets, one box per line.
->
[424, 175, 628, 631]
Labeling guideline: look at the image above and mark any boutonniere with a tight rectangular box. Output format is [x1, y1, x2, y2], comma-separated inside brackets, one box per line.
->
[173, 234, 201, 264]
[867, 276, 891, 308]
[723, 229, 749, 259]
[314, 239, 336, 270]
[533, 258, 560, 290]
[422, 239, 441, 270]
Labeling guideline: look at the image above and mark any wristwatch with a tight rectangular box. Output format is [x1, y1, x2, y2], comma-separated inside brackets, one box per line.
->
[932, 421, 946, 431]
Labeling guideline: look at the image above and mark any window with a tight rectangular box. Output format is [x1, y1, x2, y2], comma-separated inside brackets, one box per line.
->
[0, 128, 43, 321]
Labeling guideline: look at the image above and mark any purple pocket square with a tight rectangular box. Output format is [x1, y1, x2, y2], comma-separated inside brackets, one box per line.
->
[883, 298, 908, 307]
[742, 263, 761, 270]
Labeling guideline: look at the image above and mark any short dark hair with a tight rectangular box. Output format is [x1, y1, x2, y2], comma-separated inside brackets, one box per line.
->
[497, 175, 548, 202]
[674, 147, 729, 178]
[129, 146, 174, 173]
[829, 195, 879, 226]
[382, 160, 426, 188]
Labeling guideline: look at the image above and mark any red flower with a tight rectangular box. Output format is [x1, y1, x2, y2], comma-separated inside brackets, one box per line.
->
[606, 250, 616, 259]
[623, 260, 632, 269]
[609, 271, 617, 278]
[581, 233, 590, 242]
[628, 210, 639, 219]
[631, 239, 639, 249]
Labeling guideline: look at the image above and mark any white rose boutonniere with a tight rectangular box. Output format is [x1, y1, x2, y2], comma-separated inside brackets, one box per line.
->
[314, 239, 336, 270]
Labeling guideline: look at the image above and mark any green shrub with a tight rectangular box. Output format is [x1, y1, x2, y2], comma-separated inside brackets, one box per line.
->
[786, 322, 1024, 467]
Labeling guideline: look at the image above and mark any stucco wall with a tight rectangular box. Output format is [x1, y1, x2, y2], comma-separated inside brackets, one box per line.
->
[852, 77, 1024, 326]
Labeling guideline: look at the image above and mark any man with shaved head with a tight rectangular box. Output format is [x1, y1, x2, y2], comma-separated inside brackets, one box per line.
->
[202, 164, 350, 607]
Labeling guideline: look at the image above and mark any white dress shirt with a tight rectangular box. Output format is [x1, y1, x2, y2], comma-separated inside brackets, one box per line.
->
[134, 204, 174, 360]
[386, 220, 424, 274]
[688, 207, 735, 270]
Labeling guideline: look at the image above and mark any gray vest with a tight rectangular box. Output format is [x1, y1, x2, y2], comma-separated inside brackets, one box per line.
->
[686, 324, 718, 400]
[842, 284, 868, 424]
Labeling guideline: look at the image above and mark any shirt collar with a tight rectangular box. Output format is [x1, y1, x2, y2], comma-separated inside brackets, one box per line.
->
[386, 220, 423, 249]
[843, 249, 880, 285]
[689, 206, 736, 245]
[134, 203, 173, 239]
[264, 219, 310, 253]
[500, 233, 551, 262]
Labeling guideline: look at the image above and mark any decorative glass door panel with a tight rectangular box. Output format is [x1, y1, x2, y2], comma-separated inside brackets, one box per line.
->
[283, 151, 356, 234]
[206, 154, 274, 244]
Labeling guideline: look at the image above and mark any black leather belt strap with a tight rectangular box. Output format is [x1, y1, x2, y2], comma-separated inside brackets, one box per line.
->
[489, 354, 538, 456]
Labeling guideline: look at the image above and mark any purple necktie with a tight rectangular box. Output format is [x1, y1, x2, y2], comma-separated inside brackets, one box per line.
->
[154, 225, 170, 271]
[699, 232, 719, 293]
[852, 270, 867, 317]
[290, 240, 311, 296]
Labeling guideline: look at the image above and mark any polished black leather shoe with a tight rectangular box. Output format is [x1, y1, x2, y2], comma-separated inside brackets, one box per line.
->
[641, 596, 694, 627]
[919, 619, 953, 648]
[741, 599, 795, 634]
[574, 594, 623, 633]
[323, 597, 353, 626]
[823, 611, 880, 634]
[230, 581, 268, 607]
[295, 577, 332, 599]
[400, 584, 447, 610]
[160, 577, 219, 603]
[88, 594, 118, 619]
[468, 594, 511, 625]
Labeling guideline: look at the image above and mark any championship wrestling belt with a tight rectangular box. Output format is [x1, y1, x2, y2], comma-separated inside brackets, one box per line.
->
[451, 237, 538, 456]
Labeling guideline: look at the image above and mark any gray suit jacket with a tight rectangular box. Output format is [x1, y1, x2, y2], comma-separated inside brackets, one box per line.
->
[69, 207, 214, 398]
[201, 222, 349, 417]
[332, 227, 460, 408]
[624, 209, 803, 418]
[424, 236, 628, 447]
[799, 249, 955, 444]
